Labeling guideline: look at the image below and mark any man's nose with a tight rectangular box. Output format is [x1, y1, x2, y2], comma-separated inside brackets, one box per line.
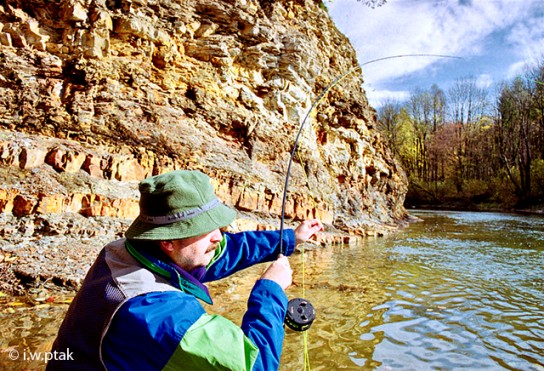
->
[211, 229, 223, 242]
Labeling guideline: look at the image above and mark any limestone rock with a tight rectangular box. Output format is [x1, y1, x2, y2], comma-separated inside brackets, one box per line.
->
[0, 0, 409, 241]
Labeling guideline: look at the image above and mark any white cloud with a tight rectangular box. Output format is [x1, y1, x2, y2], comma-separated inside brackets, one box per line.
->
[476, 74, 493, 89]
[507, 12, 544, 60]
[507, 61, 529, 80]
[326, 0, 543, 107]
[328, 0, 513, 80]
[364, 88, 410, 108]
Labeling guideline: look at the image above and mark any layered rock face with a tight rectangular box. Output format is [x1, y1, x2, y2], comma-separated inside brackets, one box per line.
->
[0, 0, 408, 254]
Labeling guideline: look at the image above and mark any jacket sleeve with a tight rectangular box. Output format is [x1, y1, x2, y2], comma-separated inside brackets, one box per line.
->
[202, 229, 296, 282]
[163, 314, 260, 371]
[163, 279, 288, 371]
[103, 285, 287, 371]
[241, 279, 289, 371]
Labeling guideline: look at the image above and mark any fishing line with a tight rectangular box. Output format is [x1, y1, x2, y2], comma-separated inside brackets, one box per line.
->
[279, 53, 461, 369]
[278, 53, 461, 253]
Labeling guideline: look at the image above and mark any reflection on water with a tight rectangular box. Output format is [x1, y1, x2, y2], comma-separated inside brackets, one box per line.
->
[0, 300, 70, 370]
[1, 211, 543, 370]
[274, 211, 543, 370]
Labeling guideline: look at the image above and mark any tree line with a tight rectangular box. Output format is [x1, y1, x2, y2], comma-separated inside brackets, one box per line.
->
[377, 60, 544, 210]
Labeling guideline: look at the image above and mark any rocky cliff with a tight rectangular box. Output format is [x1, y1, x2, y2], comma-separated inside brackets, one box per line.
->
[0, 0, 408, 291]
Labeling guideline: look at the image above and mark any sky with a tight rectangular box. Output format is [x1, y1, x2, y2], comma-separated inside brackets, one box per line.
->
[325, 0, 544, 108]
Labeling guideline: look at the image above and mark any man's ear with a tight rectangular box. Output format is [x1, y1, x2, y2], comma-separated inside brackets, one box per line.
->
[159, 240, 174, 253]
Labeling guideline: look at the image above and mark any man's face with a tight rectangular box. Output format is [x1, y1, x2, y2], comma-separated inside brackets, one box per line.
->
[166, 229, 223, 271]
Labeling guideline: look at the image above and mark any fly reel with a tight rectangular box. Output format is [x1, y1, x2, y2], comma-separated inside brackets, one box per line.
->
[285, 298, 316, 332]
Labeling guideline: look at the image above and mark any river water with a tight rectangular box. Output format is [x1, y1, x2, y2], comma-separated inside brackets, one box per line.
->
[273, 210, 544, 370]
[209, 210, 544, 370]
[1, 210, 543, 370]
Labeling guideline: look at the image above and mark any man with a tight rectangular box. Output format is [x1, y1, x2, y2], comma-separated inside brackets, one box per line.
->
[48, 170, 323, 370]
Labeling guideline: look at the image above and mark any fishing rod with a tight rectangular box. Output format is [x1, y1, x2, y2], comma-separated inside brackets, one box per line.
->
[279, 53, 462, 253]
[280, 54, 461, 333]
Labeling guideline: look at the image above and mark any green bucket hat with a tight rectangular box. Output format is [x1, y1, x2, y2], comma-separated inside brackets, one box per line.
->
[125, 170, 236, 240]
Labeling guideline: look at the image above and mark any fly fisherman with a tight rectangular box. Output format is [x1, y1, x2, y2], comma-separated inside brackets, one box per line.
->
[47, 170, 323, 370]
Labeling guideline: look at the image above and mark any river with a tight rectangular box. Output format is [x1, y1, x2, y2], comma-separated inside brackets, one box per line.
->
[273, 210, 544, 370]
[1, 210, 543, 370]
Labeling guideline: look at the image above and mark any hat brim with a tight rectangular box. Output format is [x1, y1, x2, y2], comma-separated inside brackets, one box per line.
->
[125, 203, 236, 240]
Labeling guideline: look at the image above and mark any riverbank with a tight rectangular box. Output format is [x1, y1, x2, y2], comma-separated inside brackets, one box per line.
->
[515, 206, 544, 215]
[0, 210, 387, 297]
[5, 201, 537, 298]
[0, 213, 128, 296]
[404, 175, 544, 216]
[407, 202, 544, 216]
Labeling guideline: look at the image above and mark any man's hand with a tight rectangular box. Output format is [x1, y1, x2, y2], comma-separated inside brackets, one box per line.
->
[294, 219, 324, 245]
[260, 254, 293, 290]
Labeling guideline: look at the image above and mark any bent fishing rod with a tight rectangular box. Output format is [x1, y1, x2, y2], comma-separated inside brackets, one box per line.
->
[279, 54, 461, 332]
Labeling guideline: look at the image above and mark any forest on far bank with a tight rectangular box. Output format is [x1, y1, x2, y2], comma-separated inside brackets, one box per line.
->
[377, 60, 544, 212]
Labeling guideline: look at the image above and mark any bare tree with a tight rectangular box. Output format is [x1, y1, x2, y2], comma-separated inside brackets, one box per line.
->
[377, 98, 402, 156]
[527, 60, 544, 160]
[496, 62, 544, 203]
[447, 76, 489, 190]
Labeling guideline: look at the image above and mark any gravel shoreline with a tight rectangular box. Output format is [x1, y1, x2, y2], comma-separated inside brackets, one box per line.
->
[0, 212, 356, 296]
[0, 213, 130, 296]
[2, 207, 540, 297]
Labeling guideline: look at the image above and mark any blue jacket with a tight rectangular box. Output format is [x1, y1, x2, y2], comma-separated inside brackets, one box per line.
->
[48, 229, 295, 370]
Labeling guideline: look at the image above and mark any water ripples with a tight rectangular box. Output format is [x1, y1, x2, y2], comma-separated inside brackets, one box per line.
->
[367, 266, 544, 370]
[285, 211, 544, 370]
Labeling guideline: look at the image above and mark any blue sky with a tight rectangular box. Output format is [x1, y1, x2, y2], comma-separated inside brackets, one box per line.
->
[325, 0, 544, 108]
